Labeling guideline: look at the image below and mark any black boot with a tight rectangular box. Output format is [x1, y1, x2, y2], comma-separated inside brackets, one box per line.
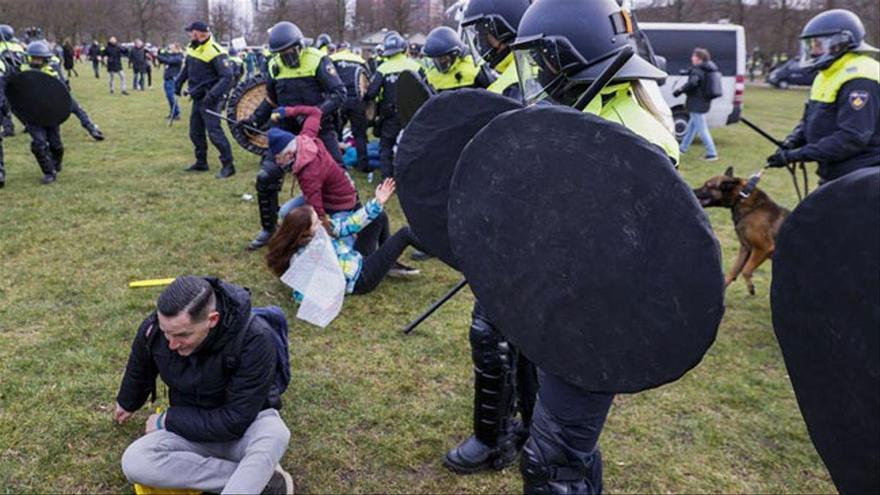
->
[247, 184, 278, 251]
[444, 304, 519, 474]
[51, 147, 64, 173]
[184, 162, 209, 172]
[0, 163, 5, 188]
[215, 162, 236, 179]
[34, 148, 57, 185]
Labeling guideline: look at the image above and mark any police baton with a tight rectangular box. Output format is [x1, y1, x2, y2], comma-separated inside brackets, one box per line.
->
[205, 109, 267, 136]
[402, 279, 468, 335]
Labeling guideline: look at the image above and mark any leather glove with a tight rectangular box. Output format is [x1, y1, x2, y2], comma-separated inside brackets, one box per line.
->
[672, 89, 682, 97]
[780, 137, 798, 150]
[766, 149, 791, 168]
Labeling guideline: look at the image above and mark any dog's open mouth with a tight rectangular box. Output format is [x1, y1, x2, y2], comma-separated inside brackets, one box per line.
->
[699, 197, 712, 206]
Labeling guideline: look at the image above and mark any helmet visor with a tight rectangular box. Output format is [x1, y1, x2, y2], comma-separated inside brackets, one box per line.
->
[799, 33, 852, 68]
[513, 36, 588, 104]
[463, 23, 495, 64]
[433, 54, 456, 73]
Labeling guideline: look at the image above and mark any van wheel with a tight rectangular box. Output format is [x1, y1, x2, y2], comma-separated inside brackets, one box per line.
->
[778, 80, 790, 90]
[673, 111, 689, 141]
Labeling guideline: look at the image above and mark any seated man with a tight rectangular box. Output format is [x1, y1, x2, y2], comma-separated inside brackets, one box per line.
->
[113, 276, 294, 495]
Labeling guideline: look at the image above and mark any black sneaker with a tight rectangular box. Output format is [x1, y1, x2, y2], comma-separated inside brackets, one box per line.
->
[121, 90, 130, 96]
[41, 172, 57, 185]
[703, 155, 719, 161]
[261, 465, 294, 495]
[389, 261, 420, 278]
[183, 162, 209, 172]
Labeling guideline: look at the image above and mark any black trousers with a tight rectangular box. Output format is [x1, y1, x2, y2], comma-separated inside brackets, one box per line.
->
[338, 98, 369, 170]
[353, 224, 414, 295]
[71, 98, 96, 131]
[378, 115, 402, 179]
[190, 97, 233, 166]
[26, 124, 62, 174]
[92, 60, 100, 78]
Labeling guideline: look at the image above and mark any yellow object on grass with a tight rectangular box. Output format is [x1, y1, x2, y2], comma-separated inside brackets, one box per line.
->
[129, 278, 176, 288]
[133, 484, 200, 495]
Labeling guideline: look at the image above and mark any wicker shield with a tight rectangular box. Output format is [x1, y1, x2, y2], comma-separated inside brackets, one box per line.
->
[356, 66, 370, 99]
[227, 75, 269, 155]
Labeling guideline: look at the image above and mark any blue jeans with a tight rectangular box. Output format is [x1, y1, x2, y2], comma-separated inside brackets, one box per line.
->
[278, 195, 307, 220]
[679, 112, 717, 157]
[163, 80, 179, 117]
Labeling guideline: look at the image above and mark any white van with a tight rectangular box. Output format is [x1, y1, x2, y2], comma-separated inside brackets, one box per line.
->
[640, 22, 746, 139]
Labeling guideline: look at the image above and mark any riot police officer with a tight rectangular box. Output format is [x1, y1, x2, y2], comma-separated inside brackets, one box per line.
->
[244, 21, 347, 250]
[228, 48, 245, 83]
[508, 1, 679, 492]
[364, 31, 426, 179]
[768, 9, 879, 183]
[174, 21, 236, 179]
[0, 24, 25, 136]
[440, 0, 537, 476]
[460, 0, 528, 99]
[315, 33, 333, 54]
[0, 55, 6, 187]
[21, 41, 67, 184]
[330, 42, 371, 171]
[424, 26, 493, 92]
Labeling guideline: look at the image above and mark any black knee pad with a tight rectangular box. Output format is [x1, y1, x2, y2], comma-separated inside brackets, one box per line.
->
[256, 169, 283, 194]
[469, 307, 511, 373]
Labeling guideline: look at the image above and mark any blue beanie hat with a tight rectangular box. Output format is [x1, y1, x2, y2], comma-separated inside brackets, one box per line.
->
[268, 127, 296, 156]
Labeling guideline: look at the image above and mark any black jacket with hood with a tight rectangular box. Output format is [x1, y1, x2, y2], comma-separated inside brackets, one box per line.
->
[116, 277, 280, 442]
[678, 60, 719, 114]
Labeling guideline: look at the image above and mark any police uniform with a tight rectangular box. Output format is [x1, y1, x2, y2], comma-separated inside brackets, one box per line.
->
[364, 51, 425, 179]
[247, 38, 347, 249]
[330, 48, 371, 170]
[174, 34, 235, 174]
[0, 56, 6, 186]
[425, 54, 493, 92]
[21, 60, 66, 183]
[780, 52, 879, 182]
[487, 53, 521, 99]
[228, 53, 244, 83]
[0, 39, 24, 136]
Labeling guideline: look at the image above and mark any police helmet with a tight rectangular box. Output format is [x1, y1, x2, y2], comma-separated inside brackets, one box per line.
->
[0, 24, 13, 42]
[461, 0, 529, 68]
[268, 21, 305, 53]
[315, 33, 332, 49]
[26, 40, 53, 59]
[799, 9, 879, 70]
[424, 26, 464, 72]
[339, 41, 351, 51]
[511, 0, 665, 105]
[382, 31, 407, 56]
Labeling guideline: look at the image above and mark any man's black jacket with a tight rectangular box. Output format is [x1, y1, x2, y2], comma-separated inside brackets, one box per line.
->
[102, 43, 125, 72]
[116, 278, 280, 442]
[678, 60, 719, 114]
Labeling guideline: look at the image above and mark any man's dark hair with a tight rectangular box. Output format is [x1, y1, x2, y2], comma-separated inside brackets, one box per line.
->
[693, 47, 711, 62]
[157, 276, 216, 322]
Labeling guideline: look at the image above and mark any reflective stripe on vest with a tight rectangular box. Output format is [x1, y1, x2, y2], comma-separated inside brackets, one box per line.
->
[377, 53, 423, 75]
[330, 50, 366, 66]
[583, 82, 680, 164]
[426, 55, 479, 91]
[22, 63, 59, 78]
[0, 41, 24, 53]
[269, 47, 322, 80]
[185, 36, 225, 63]
[488, 53, 518, 95]
[810, 52, 880, 103]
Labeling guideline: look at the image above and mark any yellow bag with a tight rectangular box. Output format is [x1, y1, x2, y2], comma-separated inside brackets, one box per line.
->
[133, 484, 200, 495]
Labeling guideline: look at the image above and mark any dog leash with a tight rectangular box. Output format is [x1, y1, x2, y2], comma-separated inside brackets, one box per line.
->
[739, 117, 808, 202]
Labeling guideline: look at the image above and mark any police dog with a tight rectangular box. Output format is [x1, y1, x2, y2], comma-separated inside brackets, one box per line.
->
[693, 167, 790, 295]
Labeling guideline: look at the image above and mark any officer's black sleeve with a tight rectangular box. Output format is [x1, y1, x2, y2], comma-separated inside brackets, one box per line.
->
[364, 71, 384, 101]
[174, 58, 189, 94]
[115, 315, 159, 413]
[316, 55, 346, 114]
[783, 104, 808, 149]
[206, 54, 233, 103]
[789, 78, 880, 165]
[252, 77, 277, 125]
[475, 64, 496, 89]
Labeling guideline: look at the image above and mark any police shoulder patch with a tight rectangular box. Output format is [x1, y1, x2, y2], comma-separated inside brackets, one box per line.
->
[849, 90, 869, 110]
[325, 61, 338, 77]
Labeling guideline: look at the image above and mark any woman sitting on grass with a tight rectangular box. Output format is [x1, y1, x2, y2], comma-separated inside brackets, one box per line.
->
[266, 178, 420, 295]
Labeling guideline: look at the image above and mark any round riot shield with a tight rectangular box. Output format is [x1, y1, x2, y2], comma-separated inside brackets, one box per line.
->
[5, 70, 72, 127]
[355, 66, 370, 100]
[396, 69, 431, 127]
[771, 167, 880, 495]
[448, 105, 725, 393]
[227, 75, 268, 155]
[395, 89, 522, 270]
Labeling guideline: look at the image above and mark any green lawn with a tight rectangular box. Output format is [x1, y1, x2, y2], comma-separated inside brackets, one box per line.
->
[0, 68, 835, 494]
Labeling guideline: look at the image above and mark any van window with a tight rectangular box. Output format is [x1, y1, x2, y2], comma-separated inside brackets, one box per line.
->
[642, 29, 738, 76]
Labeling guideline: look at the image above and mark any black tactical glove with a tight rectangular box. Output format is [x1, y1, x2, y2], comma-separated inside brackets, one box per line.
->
[766, 149, 791, 168]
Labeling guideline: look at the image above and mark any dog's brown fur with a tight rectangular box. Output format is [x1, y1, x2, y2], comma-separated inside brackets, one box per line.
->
[693, 166, 790, 295]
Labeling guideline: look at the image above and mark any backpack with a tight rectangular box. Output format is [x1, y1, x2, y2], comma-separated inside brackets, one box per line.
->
[225, 306, 292, 396]
[704, 69, 723, 100]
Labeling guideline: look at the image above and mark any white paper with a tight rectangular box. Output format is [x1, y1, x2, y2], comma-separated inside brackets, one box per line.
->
[231, 37, 247, 51]
[280, 228, 346, 328]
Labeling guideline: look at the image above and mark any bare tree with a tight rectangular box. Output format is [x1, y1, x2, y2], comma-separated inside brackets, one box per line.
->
[383, 0, 413, 33]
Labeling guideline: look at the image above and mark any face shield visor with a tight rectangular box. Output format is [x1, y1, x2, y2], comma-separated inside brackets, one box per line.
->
[799, 32, 853, 69]
[280, 45, 301, 68]
[513, 35, 590, 105]
[432, 53, 457, 73]
[462, 15, 514, 66]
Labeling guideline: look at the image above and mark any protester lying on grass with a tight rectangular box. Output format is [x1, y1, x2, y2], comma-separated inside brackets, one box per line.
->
[113, 276, 294, 495]
[266, 178, 420, 295]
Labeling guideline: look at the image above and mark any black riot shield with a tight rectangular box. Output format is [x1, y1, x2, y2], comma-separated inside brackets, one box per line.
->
[447, 105, 725, 393]
[227, 75, 269, 155]
[770, 167, 880, 495]
[5, 70, 72, 127]
[395, 89, 522, 269]
[395, 69, 431, 127]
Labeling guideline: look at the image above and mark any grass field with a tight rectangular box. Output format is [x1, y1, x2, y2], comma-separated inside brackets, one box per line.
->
[0, 67, 836, 494]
